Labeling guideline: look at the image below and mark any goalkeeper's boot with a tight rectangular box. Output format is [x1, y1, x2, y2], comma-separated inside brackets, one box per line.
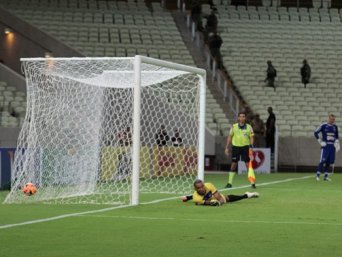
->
[245, 192, 259, 198]
[251, 183, 256, 189]
[324, 177, 331, 182]
[225, 183, 232, 188]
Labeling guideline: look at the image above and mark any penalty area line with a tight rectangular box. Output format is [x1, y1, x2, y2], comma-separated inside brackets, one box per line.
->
[0, 175, 312, 230]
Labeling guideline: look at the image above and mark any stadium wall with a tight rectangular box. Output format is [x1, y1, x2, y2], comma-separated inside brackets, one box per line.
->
[0, 62, 25, 92]
[0, 128, 20, 147]
[0, 7, 82, 74]
[279, 137, 342, 169]
[215, 136, 342, 171]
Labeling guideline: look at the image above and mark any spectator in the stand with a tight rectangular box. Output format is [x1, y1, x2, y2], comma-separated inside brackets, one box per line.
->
[231, 0, 247, 5]
[118, 127, 132, 147]
[264, 61, 277, 90]
[205, 0, 215, 8]
[155, 125, 170, 147]
[203, 9, 218, 43]
[244, 106, 253, 124]
[191, 0, 204, 31]
[301, 59, 311, 88]
[251, 114, 265, 148]
[266, 107, 276, 153]
[208, 32, 223, 69]
[171, 129, 183, 147]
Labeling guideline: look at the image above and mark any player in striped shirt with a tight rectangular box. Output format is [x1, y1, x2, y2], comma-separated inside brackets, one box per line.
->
[314, 114, 340, 181]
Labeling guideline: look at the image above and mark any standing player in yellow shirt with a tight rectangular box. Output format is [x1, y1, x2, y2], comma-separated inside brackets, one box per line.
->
[183, 179, 259, 205]
[225, 112, 256, 189]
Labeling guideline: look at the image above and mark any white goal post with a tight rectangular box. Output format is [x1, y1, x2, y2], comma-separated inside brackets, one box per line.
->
[4, 56, 206, 205]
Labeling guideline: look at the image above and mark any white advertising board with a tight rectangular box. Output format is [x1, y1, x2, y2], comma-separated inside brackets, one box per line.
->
[238, 148, 271, 174]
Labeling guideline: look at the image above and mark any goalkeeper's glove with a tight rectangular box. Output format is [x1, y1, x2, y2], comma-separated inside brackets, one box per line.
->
[209, 199, 222, 206]
[334, 139, 340, 152]
[318, 139, 326, 147]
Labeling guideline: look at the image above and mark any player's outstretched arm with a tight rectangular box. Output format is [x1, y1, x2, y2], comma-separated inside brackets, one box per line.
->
[205, 191, 225, 206]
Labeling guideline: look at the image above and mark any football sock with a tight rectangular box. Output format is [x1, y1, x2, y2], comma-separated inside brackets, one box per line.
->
[228, 172, 235, 185]
[227, 194, 247, 203]
[317, 162, 324, 177]
[324, 163, 330, 179]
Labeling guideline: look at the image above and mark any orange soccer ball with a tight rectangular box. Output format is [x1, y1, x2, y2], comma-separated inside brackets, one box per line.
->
[22, 183, 37, 196]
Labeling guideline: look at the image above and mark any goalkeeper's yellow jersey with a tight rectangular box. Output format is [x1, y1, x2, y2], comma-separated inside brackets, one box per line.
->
[192, 183, 226, 205]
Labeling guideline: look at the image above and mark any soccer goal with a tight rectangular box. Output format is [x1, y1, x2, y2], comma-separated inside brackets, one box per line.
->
[4, 56, 206, 205]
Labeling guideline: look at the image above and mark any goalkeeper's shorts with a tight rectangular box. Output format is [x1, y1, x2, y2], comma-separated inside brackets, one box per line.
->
[319, 145, 335, 164]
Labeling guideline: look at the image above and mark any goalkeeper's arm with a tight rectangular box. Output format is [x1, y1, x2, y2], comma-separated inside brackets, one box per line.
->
[203, 192, 225, 206]
[317, 138, 326, 147]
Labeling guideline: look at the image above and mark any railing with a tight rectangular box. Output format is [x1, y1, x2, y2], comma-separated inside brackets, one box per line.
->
[274, 125, 279, 172]
[185, 15, 241, 116]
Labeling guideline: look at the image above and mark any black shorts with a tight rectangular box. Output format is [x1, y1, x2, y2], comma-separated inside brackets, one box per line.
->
[231, 145, 250, 163]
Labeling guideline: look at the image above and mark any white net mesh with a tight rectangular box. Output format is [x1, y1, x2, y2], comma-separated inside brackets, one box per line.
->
[4, 57, 204, 205]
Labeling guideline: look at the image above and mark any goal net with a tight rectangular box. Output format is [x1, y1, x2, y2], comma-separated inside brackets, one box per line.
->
[4, 56, 206, 205]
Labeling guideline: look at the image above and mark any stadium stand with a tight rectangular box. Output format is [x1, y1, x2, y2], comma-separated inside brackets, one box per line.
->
[3, 0, 340, 138]
[205, 1, 342, 137]
[1, 0, 195, 66]
[0, 80, 26, 127]
[0, 0, 231, 136]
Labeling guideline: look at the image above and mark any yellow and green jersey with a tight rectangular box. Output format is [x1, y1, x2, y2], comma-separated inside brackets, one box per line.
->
[229, 123, 254, 147]
[192, 183, 226, 205]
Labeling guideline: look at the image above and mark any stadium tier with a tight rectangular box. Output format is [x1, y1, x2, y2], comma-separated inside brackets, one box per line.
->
[2, 0, 195, 65]
[210, 2, 342, 137]
[3, 1, 341, 136]
[0, 81, 26, 127]
[0, 0, 231, 135]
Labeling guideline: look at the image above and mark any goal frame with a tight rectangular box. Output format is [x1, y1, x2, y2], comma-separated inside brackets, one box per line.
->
[132, 56, 206, 205]
[18, 55, 206, 205]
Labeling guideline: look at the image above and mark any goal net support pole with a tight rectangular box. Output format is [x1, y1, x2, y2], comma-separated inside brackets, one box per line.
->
[131, 56, 206, 205]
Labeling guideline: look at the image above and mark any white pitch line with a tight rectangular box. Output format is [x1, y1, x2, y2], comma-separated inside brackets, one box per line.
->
[218, 175, 313, 193]
[0, 175, 313, 230]
[81, 214, 342, 227]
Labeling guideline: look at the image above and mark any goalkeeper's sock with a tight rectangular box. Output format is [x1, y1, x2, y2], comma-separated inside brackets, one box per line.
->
[316, 162, 324, 179]
[227, 194, 247, 203]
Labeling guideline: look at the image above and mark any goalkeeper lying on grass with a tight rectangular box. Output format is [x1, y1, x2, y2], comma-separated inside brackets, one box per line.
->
[182, 179, 259, 206]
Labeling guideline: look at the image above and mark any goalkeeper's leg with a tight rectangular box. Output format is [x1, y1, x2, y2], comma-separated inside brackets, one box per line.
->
[316, 162, 324, 181]
[323, 162, 331, 181]
[226, 192, 259, 203]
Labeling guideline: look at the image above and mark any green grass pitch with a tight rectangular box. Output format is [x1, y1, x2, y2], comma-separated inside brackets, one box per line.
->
[1, 173, 341, 257]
